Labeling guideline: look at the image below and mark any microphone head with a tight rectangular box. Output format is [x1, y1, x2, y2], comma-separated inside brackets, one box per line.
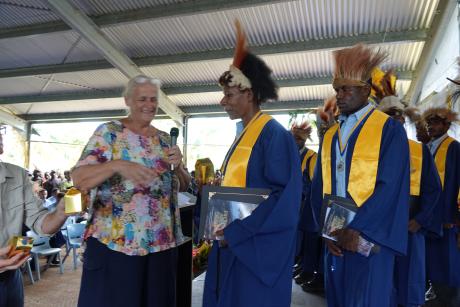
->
[170, 127, 179, 137]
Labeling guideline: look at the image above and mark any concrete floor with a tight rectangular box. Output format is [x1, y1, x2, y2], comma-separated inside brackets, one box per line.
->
[192, 273, 326, 307]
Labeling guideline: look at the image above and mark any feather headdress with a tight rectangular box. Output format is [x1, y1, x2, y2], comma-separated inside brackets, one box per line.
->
[317, 96, 338, 123]
[291, 120, 313, 141]
[422, 107, 458, 123]
[371, 68, 397, 102]
[333, 44, 388, 89]
[219, 20, 278, 103]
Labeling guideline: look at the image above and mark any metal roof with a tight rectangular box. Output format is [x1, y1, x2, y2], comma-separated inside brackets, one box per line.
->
[0, 0, 447, 121]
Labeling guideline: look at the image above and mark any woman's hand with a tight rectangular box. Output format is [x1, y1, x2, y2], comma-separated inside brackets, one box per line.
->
[166, 145, 183, 169]
[0, 246, 30, 274]
[113, 160, 158, 186]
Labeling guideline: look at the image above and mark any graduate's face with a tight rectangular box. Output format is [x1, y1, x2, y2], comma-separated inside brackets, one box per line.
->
[415, 123, 431, 144]
[220, 86, 254, 120]
[426, 117, 450, 139]
[125, 83, 159, 124]
[334, 85, 370, 115]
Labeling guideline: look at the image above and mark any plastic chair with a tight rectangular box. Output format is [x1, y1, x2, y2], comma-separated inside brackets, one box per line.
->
[21, 257, 34, 284]
[65, 223, 85, 270]
[26, 231, 63, 281]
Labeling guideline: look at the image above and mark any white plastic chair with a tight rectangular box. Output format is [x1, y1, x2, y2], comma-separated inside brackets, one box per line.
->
[64, 223, 85, 270]
[26, 231, 63, 281]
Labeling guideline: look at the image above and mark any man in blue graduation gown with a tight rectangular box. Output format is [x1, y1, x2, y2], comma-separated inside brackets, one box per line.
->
[379, 104, 442, 307]
[423, 107, 460, 307]
[311, 44, 410, 307]
[290, 122, 322, 291]
[203, 22, 302, 307]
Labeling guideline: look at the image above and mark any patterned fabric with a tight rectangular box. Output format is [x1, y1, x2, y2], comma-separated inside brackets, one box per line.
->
[75, 121, 184, 256]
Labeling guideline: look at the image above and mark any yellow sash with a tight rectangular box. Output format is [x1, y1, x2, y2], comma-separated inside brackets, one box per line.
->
[321, 110, 389, 207]
[322, 124, 339, 197]
[221, 112, 272, 187]
[301, 149, 317, 181]
[408, 140, 423, 196]
[301, 149, 315, 172]
[309, 153, 317, 181]
[434, 137, 455, 190]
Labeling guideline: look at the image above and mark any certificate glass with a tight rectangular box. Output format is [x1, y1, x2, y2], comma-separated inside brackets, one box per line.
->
[199, 186, 270, 240]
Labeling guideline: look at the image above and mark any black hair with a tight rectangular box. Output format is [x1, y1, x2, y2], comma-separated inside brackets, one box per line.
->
[219, 53, 278, 104]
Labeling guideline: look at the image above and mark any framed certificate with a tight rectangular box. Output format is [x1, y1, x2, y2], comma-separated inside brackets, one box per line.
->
[320, 194, 358, 241]
[320, 194, 379, 256]
[198, 186, 271, 240]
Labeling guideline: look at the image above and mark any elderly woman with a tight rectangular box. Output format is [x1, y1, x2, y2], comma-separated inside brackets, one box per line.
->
[72, 75, 190, 307]
[202, 23, 302, 307]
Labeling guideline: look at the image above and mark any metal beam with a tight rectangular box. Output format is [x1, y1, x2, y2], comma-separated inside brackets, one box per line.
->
[0, 31, 426, 79]
[0, 71, 414, 105]
[404, 0, 456, 105]
[0, 108, 27, 131]
[45, 0, 185, 125]
[0, 0, 284, 39]
[164, 71, 414, 95]
[19, 100, 322, 122]
[21, 109, 169, 122]
[181, 100, 322, 115]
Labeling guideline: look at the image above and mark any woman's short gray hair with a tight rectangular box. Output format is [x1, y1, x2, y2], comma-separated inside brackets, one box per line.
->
[123, 75, 162, 98]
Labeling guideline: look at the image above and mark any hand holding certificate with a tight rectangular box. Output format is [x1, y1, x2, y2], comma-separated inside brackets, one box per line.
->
[321, 195, 378, 257]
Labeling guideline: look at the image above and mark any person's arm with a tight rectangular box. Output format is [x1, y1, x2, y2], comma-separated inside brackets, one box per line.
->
[0, 246, 30, 273]
[72, 160, 158, 192]
[167, 145, 191, 192]
[174, 163, 191, 192]
[40, 199, 67, 235]
[71, 123, 158, 192]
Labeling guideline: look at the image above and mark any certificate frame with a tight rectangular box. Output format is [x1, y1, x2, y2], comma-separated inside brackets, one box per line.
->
[198, 186, 271, 240]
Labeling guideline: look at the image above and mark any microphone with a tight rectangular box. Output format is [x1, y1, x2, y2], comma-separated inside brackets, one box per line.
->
[170, 127, 179, 171]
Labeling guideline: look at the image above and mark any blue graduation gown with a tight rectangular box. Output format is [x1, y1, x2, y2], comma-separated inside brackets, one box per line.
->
[393, 144, 441, 307]
[203, 119, 302, 307]
[426, 138, 460, 287]
[295, 148, 310, 259]
[311, 113, 410, 307]
[297, 149, 322, 274]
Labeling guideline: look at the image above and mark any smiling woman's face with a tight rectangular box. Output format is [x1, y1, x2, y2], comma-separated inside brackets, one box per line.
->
[125, 83, 159, 124]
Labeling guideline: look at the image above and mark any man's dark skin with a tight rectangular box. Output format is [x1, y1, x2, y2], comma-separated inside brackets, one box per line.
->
[415, 121, 431, 144]
[426, 116, 450, 140]
[326, 84, 371, 256]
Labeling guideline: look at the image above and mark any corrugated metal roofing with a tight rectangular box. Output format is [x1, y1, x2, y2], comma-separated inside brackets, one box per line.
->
[0, 0, 442, 118]
[0, 32, 89, 69]
[0, 40, 419, 99]
[141, 42, 422, 86]
[72, 0, 188, 16]
[0, 0, 60, 29]
[103, 0, 436, 58]
[169, 80, 412, 107]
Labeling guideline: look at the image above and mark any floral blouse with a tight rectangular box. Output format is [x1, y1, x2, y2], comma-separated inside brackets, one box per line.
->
[75, 121, 184, 256]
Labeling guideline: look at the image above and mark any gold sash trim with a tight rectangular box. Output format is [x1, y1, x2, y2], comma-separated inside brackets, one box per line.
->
[321, 124, 339, 196]
[348, 110, 388, 206]
[408, 140, 423, 196]
[322, 110, 389, 207]
[309, 153, 317, 181]
[301, 149, 315, 173]
[434, 137, 455, 190]
[301, 149, 317, 181]
[221, 112, 272, 187]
